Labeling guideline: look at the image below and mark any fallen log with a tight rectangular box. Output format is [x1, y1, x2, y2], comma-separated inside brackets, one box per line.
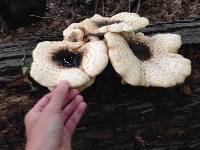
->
[0, 19, 200, 150]
[1, 19, 200, 82]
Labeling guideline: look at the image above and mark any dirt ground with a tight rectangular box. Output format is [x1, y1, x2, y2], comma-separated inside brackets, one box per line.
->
[0, 0, 200, 43]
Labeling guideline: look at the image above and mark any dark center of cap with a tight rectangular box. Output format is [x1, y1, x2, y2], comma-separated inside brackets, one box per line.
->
[128, 40, 151, 61]
[52, 50, 82, 68]
[95, 20, 121, 28]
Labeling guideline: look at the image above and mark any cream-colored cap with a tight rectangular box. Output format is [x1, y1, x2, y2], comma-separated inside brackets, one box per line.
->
[105, 32, 191, 87]
[30, 39, 108, 89]
[81, 12, 149, 34]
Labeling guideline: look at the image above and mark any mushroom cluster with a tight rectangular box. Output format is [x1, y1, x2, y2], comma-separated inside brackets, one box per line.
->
[30, 12, 191, 91]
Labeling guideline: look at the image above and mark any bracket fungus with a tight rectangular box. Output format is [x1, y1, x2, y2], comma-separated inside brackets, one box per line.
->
[30, 38, 108, 91]
[105, 32, 191, 87]
[30, 12, 191, 91]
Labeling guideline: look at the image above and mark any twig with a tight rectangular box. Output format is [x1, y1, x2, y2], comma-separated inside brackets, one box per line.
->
[136, 0, 141, 13]
[102, 0, 105, 15]
[129, 2, 131, 12]
[29, 15, 53, 19]
[194, 0, 199, 5]
[94, 0, 99, 14]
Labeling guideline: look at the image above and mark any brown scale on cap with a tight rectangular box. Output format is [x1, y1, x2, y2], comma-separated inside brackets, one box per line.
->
[52, 50, 83, 68]
[127, 40, 151, 61]
[95, 20, 122, 28]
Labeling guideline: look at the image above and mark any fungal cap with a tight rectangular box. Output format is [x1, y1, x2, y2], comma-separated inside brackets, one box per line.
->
[63, 28, 84, 42]
[109, 12, 149, 32]
[30, 41, 91, 88]
[81, 12, 149, 34]
[105, 32, 191, 87]
[143, 53, 191, 87]
[104, 32, 146, 86]
[136, 33, 191, 87]
[77, 77, 96, 92]
[81, 40, 109, 77]
[63, 23, 84, 37]
[31, 36, 109, 89]
[150, 33, 182, 53]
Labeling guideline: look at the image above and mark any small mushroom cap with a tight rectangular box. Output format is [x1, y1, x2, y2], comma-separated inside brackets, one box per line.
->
[81, 41, 109, 77]
[63, 28, 85, 48]
[70, 12, 149, 35]
[30, 41, 91, 88]
[63, 28, 84, 42]
[105, 32, 191, 87]
[63, 25, 100, 44]
[63, 23, 85, 37]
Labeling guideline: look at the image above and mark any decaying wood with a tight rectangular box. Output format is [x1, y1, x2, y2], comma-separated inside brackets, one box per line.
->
[0, 19, 200, 150]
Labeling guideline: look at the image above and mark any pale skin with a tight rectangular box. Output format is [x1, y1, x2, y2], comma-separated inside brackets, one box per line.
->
[24, 81, 87, 150]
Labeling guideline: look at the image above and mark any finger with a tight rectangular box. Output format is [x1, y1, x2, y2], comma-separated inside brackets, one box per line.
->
[63, 95, 83, 123]
[62, 89, 79, 108]
[31, 91, 53, 112]
[65, 102, 87, 135]
[45, 81, 70, 113]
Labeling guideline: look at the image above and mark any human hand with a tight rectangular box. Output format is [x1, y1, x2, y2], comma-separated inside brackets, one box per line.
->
[24, 81, 87, 150]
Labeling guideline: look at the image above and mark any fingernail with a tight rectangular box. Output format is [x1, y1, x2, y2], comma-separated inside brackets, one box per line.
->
[58, 80, 70, 87]
[74, 88, 80, 94]
[80, 102, 87, 109]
